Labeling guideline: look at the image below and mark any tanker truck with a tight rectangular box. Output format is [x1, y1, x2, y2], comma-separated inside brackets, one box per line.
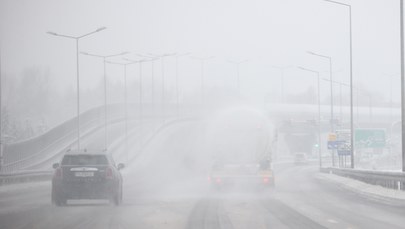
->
[206, 107, 277, 190]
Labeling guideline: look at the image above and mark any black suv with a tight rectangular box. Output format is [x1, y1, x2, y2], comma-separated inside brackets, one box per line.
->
[51, 151, 124, 206]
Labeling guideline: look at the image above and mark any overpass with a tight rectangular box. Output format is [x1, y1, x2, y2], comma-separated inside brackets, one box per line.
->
[0, 104, 404, 228]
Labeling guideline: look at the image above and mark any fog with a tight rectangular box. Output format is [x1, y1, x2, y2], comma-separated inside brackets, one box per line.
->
[1, 0, 405, 228]
[0, 0, 402, 134]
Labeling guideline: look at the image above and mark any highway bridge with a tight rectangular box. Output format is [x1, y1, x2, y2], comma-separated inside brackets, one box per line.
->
[0, 104, 404, 229]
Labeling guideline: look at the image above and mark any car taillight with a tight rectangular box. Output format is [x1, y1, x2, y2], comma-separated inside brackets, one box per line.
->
[216, 178, 222, 184]
[105, 167, 113, 179]
[54, 168, 62, 178]
[208, 176, 211, 182]
[263, 177, 269, 183]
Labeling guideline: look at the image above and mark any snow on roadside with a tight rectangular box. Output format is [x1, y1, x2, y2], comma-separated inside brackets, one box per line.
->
[0, 181, 50, 194]
[316, 172, 405, 206]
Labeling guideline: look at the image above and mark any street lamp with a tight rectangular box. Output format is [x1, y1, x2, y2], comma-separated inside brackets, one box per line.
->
[322, 78, 374, 167]
[307, 51, 335, 131]
[320, 0, 354, 169]
[228, 59, 249, 99]
[401, 0, 405, 173]
[81, 51, 128, 150]
[148, 53, 177, 122]
[175, 53, 191, 117]
[47, 26, 106, 150]
[190, 56, 215, 107]
[0, 46, 3, 172]
[298, 66, 322, 168]
[385, 73, 400, 149]
[136, 54, 162, 120]
[307, 51, 334, 167]
[106, 60, 132, 163]
[271, 66, 292, 103]
[125, 57, 160, 151]
[123, 58, 153, 128]
[321, 77, 350, 166]
[323, 77, 344, 121]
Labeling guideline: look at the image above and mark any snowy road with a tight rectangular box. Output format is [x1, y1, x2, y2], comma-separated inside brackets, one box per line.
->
[0, 120, 404, 229]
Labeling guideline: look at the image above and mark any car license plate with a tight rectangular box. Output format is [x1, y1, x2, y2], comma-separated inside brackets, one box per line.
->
[75, 172, 94, 177]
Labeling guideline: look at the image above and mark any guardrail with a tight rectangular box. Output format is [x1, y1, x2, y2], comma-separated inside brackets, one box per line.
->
[0, 170, 52, 185]
[320, 167, 405, 191]
[0, 116, 198, 186]
[1, 104, 115, 172]
[1, 103, 178, 173]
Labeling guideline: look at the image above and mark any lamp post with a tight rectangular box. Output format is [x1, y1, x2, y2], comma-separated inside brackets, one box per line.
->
[401, 0, 405, 172]
[355, 89, 373, 124]
[80, 51, 128, 150]
[386, 73, 400, 150]
[321, 0, 354, 169]
[321, 78, 347, 168]
[0, 46, 2, 172]
[307, 51, 337, 166]
[137, 54, 159, 118]
[47, 27, 106, 150]
[228, 59, 249, 99]
[298, 67, 322, 168]
[106, 60, 132, 163]
[190, 56, 215, 107]
[307, 51, 334, 130]
[175, 53, 191, 117]
[150, 59, 156, 116]
[124, 58, 153, 133]
[126, 57, 160, 152]
[148, 53, 177, 122]
[322, 78, 374, 166]
[325, 78, 344, 120]
[271, 66, 292, 103]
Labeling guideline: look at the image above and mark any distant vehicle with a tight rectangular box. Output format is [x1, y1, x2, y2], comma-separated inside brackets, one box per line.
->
[206, 108, 277, 191]
[294, 152, 308, 165]
[209, 159, 275, 190]
[51, 150, 125, 206]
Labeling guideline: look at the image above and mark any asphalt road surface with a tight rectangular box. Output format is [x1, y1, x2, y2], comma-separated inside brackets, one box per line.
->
[0, 120, 404, 229]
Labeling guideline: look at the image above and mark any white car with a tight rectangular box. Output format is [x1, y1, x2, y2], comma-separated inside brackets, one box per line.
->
[294, 153, 308, 165]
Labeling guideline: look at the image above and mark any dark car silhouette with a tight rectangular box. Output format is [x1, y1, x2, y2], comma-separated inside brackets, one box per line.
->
[51, 150, 124, 206]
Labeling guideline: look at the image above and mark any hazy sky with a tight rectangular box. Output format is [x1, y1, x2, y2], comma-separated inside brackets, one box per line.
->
[0, 0, 401, 104]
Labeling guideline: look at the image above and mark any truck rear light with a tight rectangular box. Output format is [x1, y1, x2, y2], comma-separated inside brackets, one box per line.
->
[263, 177, 269, 183]
[105, 167, 113, 179]
[216, 178, 222, 184]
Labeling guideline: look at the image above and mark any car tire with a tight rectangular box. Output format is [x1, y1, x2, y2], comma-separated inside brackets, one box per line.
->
[112, 187, 121, 206]
[112, 194, 120, 206]
[51, 186, 59, 205]
[53, 195, 66, 206]
[52, 187, 66, 206]
[51, 187, 56, 204]
[119, 185, 123, 203]
[56, 198, 66, 206]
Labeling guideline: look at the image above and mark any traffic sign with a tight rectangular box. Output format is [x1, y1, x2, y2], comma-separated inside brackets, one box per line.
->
[355, 129, 385, 148]
[328, 133, 337, 141]
[337, 150, 351, 156]
[337, 141, 351, 156]
[336, 129, 351, 141]
[327, 140, 345, 150]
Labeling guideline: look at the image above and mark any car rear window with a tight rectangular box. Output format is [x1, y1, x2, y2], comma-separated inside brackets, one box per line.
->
[61, 154, 108, 166]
